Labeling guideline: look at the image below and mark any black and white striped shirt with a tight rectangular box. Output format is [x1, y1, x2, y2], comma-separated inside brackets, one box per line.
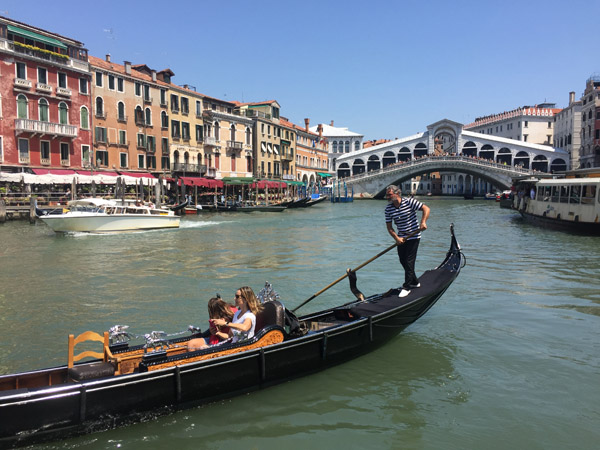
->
[385, 197, 423, 240]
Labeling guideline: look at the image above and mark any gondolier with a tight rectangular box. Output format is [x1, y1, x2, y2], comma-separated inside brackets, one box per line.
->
[384, 185, 430, 297]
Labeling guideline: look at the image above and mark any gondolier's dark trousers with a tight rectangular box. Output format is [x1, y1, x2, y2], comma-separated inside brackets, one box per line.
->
[397, 238, 420, 289]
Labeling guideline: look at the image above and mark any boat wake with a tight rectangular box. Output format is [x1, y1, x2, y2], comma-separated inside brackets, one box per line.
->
[179, 220, 220, 229]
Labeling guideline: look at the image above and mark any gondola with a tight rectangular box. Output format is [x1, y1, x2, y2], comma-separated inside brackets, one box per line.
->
[0, 226, 463, 448]
[285, 197, 311, 208]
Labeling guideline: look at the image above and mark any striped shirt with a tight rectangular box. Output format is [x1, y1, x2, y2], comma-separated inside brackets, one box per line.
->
[385, 197, 423, 240]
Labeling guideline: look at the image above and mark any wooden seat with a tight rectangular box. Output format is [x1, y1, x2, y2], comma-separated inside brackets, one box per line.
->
[68, 331, 115, 381]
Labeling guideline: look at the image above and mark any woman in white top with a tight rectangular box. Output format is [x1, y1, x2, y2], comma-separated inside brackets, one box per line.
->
[212, 286, 262, 343]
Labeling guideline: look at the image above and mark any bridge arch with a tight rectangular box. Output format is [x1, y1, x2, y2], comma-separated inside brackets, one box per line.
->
[352, 158, 365, 175]
[382, 151, 396, 168]
[337, 162, 350, 178]
[398, 147, 411, 162]
[480, 144, 494, 160]
[414, 143, 427, 158]
[462, 141, 477, 157]
[514, 151, 530, 168]
[550, 158, 567, 173]
[367, 155, 381, 172]
[532, 155, 548, 172]
[497, 147, 512, 165]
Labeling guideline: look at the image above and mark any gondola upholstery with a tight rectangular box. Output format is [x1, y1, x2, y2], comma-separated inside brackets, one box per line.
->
[255, 301, 285, 333]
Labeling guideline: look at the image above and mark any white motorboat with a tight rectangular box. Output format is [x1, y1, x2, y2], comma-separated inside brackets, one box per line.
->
[39, 198, 180, 233]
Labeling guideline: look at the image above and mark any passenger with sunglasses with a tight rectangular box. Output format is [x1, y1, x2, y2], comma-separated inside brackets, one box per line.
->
[212, 286, 262, 343]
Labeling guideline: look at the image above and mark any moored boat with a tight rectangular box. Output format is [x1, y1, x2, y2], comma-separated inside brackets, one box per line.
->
[39, 198, 180, 233]
[0, 227, 463, 447]
[512, 176, 600, 234]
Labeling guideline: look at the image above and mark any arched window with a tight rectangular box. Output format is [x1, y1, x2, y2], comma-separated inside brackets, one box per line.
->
[95, 97, 103, 116]
[117, 102, 125, 121]
[58, 102, 68, 124]
[246, 127, 251, 145]
[332, 141, 338, 153]
[173, 150, 180, 164]
[230, 124, 236, 141]
[354, 140, 359, 151]
[184, 151, 190, 164]
[80, 106, 89, 129]
[135, 106, 143, 124]
[214, 122, 220, 140]
[17, 94, 28, 119]
[145, 108, 152, 126]
[345, 141, 350, 153]
[161, 111, 168, 128]
[38, 98, 49, 122]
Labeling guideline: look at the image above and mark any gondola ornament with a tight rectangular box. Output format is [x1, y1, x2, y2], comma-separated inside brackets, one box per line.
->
[257, 281, 281, 303]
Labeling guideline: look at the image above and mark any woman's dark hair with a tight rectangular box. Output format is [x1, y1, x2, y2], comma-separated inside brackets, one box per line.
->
[207, 297, 234, 321]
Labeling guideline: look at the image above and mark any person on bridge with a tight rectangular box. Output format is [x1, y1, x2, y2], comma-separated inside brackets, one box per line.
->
[384, 185, 430, 298]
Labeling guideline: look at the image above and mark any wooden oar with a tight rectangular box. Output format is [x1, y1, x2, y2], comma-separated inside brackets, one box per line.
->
[292, 227, 424, 313]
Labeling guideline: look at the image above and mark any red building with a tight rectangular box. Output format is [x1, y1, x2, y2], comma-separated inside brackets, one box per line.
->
[0, 16, 91, 172]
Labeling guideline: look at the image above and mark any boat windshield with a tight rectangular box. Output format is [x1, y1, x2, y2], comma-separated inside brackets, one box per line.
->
[69, 205, 103, 213]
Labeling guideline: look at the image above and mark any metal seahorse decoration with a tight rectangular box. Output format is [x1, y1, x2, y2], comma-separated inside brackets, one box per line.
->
[257, 281, 281, 303]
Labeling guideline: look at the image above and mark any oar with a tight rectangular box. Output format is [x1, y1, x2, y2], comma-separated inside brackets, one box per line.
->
[292, 227, 424, 313]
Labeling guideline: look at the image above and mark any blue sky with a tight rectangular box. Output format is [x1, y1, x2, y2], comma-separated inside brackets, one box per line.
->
[4, 0, 598, 140]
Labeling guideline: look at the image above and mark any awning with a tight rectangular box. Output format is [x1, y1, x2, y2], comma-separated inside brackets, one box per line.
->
[272, 145, 279, 155]
[179, 177, 223, 188]
[267, 144, 273, 154]
[119, 172, 156, 179]
[76, 170, 120, 185]
[32, 168, 76, 176]
[317, 172, 332, 177]
[286, 180, 305, 186]
[7, 25, 67, 50]
[261, 143, 266, 153]
[222, 177, 255, 185]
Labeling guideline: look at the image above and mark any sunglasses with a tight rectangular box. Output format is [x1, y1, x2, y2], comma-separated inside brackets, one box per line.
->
[235, 294, 244, 299]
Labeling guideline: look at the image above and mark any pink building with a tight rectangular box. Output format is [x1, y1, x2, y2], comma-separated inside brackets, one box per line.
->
[0, 16, 91, 171]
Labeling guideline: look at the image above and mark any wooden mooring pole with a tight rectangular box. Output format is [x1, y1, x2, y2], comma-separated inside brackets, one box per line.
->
[0, 199, 6, 223]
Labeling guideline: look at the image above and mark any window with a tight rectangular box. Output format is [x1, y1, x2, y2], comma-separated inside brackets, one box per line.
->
[138, 154, 145, 168]
[171, 94, 179, 112]
[135, 82, 141, 96]
[95, 126, 107, 143]
[230, 125, 236, 141]
[40, 141, 50, 161]
[181, 97, 189, 114]
[182, 122, 190, 140]
[118, 102, 126, 121]
[147, 136, 156, 152]
[16, 62, 26, 79]
[17, 94, 28, 119]
[18, 138, 30, 162]
[38, 67, 47, 84]
[79, 78, 88, 94]
[58, 102, 68, 124]
[162, 138, 169, 154]
[160, 89, 166, 105]
[345, 141, 350, 153]
[215, 122, 220, 140]
[231, 154, 236, 172]
[95, 71, 103, 87]
[120, 153, 128, 168]
[38, 98, 49, 122]
[524, 121, 528, 128]
[161, 156, 170, 170]
[196, 124, 203, 141]
[547, 121, 551, 128]
[135, 106, 143, 124]
[355, 141, 359, 151]
[58, 73, 67, 88]
[147, 155, 156, 169]
[137, 133, 146, 148]
[196, 100, 202, 116]
[108, 74, 115, 90]
[333, 141, 337, 153]
[145, 108, 152, 126]
[161, 111, 168, 128]
[246, 128, 251, 144]
[523, 134, 528, 142]
[171, 120, 180, 138]
[143, 85, 151, 102]
[81, 145, 90, 166]
[117, 77, 124, 92]
[119, 130, 127, 145]
[80, 107, 89, 129]
[95, 97, 104, 117]
[96, 150, 108, 166]
[60, 143, 69, 163]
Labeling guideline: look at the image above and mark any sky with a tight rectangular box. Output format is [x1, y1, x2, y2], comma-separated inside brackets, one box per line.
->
[4, 0, 599, 140]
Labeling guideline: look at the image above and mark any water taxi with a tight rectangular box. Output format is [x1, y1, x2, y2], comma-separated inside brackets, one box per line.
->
[39, 198, 180, 233]
[513, 177, 600, 234]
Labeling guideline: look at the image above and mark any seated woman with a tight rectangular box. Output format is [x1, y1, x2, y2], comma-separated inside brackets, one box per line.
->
[212, 286, 263, 343]
[187, 297, 236, 351]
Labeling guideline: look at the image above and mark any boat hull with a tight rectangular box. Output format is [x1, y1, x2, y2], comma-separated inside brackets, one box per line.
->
[519, 211, 600, 235]
[40, 214, 180, 233]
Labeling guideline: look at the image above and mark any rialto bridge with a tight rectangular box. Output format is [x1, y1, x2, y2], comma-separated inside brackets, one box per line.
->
[334, 119, 570, 197]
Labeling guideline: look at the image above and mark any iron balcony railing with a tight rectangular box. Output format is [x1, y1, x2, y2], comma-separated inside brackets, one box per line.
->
[15, 118, 77, 138]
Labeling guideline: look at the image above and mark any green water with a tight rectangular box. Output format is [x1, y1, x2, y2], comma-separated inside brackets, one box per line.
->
[0, 199, 599, 449]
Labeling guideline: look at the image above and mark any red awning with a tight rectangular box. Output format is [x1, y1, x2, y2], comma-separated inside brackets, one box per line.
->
[32, 168, 77, 176]
[207, 179, 223, 188]
[75, 170, 119, 177]
[120, 172, 156, 179]
[250, 181, 285, 189]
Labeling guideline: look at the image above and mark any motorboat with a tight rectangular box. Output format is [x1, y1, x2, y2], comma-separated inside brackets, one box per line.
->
[512, 176, 600, 234]
[39, 198, 180, 233]
[0, 227, 463, 447]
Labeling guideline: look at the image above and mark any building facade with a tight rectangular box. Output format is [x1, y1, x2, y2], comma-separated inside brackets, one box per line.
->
[553, 91, 582, 170]
[309, 120, 364, 173]
[0, 16, 91, 171]
[464, 103, 561, 146]
[579, 76, 600, 168]
[294, 119, 328, 185]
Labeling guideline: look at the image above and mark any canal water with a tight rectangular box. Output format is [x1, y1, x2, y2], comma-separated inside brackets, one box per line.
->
[0, 198, 598, 449]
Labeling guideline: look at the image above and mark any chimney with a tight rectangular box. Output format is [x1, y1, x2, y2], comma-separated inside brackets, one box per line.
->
[105, 54, 111, 63]
[569, 91, 575, 105]
[304, 118, 310, 131]
[152, 70, 157, 82]
[317, 124, 323, 137]
[124, 61, 131, 75]
[330, 120, 334, 127]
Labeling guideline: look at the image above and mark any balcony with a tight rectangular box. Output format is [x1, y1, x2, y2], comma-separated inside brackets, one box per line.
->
[36, 82, 52, 94]
[95, 111, 106, 120]
[40, 157, 50, 165]
[173, 163, 207, 174]
[19, 155, 30, 164]
[281, 152, 293, 161]
[144, 96, 152, 104]
[61, 159, 69, 166]
[160, 99, 168, 108]
[117, 140, 130, 148]
[204, 136, 218, 146]
[14, 78, 32, 90]
[56, 87, 72, 97]
[117, 115, 128, 123]
[227, 140, 243, 150]
[15, 118, 77, 138]
[171, 107, 180, 114]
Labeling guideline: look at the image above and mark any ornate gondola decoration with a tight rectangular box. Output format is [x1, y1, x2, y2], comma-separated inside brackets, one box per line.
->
[0, 226, 463, 448]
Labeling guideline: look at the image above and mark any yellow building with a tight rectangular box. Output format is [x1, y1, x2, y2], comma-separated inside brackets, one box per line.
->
[294, 119, 329, 186]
